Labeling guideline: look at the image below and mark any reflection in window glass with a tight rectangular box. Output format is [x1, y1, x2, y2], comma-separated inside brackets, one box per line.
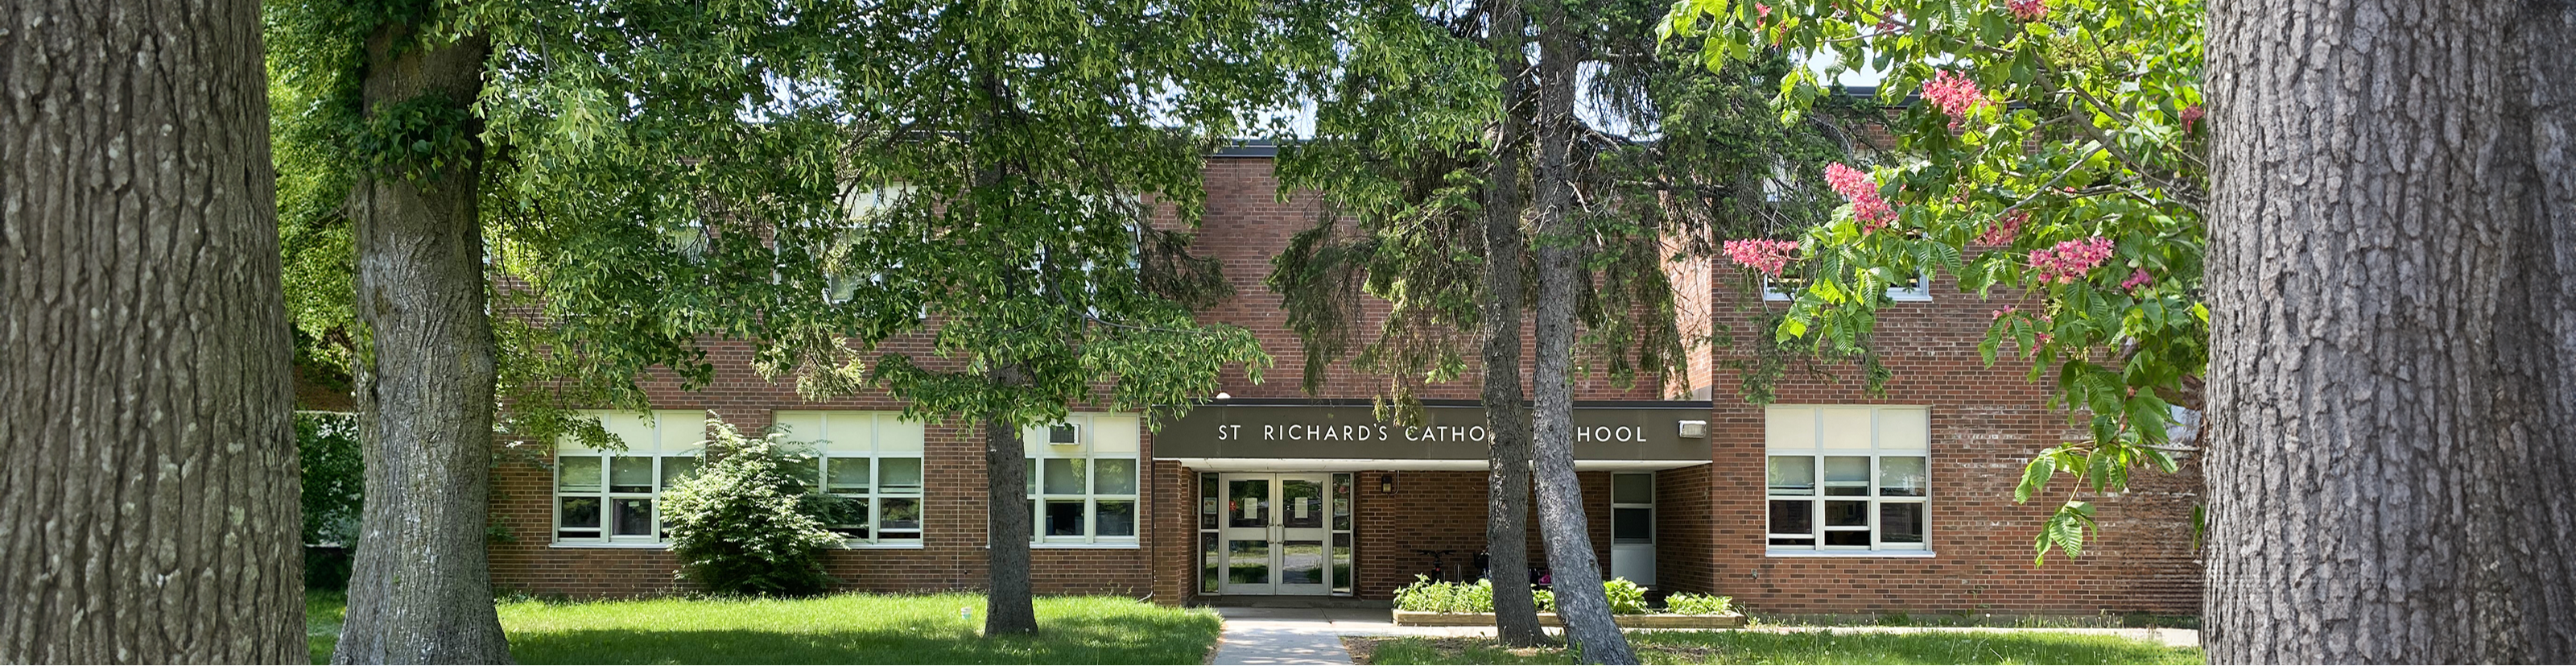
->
[612, 498, 654, 536]
[1096, 501, 1136, 537]
[609, 457, 655, 494]
[879, 457, 923, 493]
[1880, 456, 1927, 497]
[1043, 459, 1087, 494]
[1093, 458, 1137, 494]
[1768, 457, 1814, 494]
[559, 457, 602, 492]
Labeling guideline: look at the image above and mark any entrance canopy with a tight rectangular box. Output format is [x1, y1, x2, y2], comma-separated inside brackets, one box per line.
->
[1157, 399, 1712, 471]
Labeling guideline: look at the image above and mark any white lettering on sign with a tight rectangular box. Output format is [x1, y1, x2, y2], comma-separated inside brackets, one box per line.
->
[1213, 417, 1649, 445]
[1573, 426, 1645, 443]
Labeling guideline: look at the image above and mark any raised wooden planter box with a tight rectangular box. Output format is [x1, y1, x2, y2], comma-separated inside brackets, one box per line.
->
[1391, 610, 1746, 629]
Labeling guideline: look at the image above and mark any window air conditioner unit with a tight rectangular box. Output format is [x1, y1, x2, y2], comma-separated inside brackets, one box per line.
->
[1047, 424, 1082, 449]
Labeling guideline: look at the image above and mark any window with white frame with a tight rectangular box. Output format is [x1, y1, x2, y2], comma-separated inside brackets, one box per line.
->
[555, 410, 706, 544]
[1764, 273, 1930, 302]
[1025, 414, 1141, 546]
[1765, 405, 1930, 553]
[774, 411, 926, 546]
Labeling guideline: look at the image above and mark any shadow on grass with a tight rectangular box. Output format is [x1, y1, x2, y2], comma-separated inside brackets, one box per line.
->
[307, 590, 1219, 665]
[500, 596, 1220, 665]
[1357, 631, 2205, 665]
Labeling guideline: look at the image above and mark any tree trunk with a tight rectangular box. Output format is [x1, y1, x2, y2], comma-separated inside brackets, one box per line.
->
[1477, 0, 1549, 648]
[983, 368, 1039, 635]
[332, 24, 511, 665]
[1524, 6, 1636, 664]
[2202, 0, 2576, 662]
[0, 1, 303, 661]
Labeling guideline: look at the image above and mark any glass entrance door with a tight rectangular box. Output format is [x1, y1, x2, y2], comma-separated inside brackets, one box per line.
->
[1212, 473, 1344, 594]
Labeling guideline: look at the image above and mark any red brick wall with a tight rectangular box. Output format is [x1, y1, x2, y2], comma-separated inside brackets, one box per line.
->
[1653, 464, 1717, 595]
[1345, 470, 1620, 599]
[1682, 269, 2204, 615]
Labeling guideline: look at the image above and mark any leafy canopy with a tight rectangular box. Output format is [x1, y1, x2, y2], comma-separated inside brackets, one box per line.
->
[1662, 0, 2208, 563]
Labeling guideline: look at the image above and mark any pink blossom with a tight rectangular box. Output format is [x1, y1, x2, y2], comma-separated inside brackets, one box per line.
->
[1823, 163, 1900, 231]
[2004, 0, 2048, 22]
[1979, 209, 2027, 246]
[1723, 238, 1801, 276]
[1992, 305, 2018, 320]
[2181, 104, 2204, 132]
[2122, 267, 2154, 292]
[1757, 2, 1771, 18]
[2026, 236, 2115, 283]
[1921, 70, 1985, 126]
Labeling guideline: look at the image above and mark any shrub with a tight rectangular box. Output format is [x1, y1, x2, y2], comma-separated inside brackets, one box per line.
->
[1664, 593, 1734, 615]
[659, 420, 844, 596]
[1603, 577, 1649, 614]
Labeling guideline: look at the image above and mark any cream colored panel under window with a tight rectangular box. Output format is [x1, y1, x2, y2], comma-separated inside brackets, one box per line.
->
[597, 411, 663, 455]
[773, 411, 828, 447]
[1088, 415, 1140, 454]
[1876, 407, 1930, 450]
[1818, 407, 1875, 449]
[656, 410, 705, 453]
[1765, 407, 1816, 449]
[875, 413, 924, 454]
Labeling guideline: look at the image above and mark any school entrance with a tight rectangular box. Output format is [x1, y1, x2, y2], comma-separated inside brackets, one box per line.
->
[1206, 473, 1355, 595]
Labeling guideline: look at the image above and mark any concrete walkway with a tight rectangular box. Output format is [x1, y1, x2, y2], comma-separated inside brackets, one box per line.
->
[1204, 606, 2202, 665]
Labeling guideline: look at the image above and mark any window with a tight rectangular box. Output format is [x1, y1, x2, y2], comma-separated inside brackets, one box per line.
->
[1612, 473, 1654, 545]
[1765, 273, 1931, 302]
[555, 410, 706, 545]
[1026, 414, 1141, 546]
[775, 411, 927, 546]
[1765, 405, 1930, 554]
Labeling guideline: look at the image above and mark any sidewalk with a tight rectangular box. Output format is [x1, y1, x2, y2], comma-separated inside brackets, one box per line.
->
[1205, 606, 2202, 665]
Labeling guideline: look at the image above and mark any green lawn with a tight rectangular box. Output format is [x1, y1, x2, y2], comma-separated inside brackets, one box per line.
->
[1350, 631, 2204, 665]
[303, 590, 1220, 664]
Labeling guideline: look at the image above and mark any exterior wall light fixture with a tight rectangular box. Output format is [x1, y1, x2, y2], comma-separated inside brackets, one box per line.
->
[1379, 473, 1395, 494]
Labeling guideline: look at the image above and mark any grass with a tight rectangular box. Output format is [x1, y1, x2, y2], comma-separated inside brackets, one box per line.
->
[1350, 631, 2205, 665]
[303, 590, 1220, 664]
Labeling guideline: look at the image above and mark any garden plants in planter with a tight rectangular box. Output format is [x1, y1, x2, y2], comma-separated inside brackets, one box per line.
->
[1391, 577, 1744, 628]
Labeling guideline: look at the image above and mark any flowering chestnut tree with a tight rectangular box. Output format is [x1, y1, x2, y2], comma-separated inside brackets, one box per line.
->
[1662, 0, 2208, 562]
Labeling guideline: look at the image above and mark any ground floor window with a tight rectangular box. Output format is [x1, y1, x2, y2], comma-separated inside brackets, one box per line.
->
[1765, 405, 1931, 553]
[775, 411, 927, 546]
[555, 410, 706, 544]
[1026, 414, 1143, 545]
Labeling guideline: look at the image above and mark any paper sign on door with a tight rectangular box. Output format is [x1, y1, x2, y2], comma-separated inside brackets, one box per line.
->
[1242, 501, 1260, 521]
[1294, 500, 1310, 520]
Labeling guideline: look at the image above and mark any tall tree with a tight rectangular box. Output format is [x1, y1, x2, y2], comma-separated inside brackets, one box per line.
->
[1, 0, 305, 661]
[1524, 1, 1634, 660]
[1276, 0, 1835, 656]
[1668, 0, 2576, 660]
[794, 0, 1290, 633]
[330, 19, 510, 664]
[1269, 0, 1554, 643]
[273, 0, 894, 655]
[2200, 0, 2576, 660]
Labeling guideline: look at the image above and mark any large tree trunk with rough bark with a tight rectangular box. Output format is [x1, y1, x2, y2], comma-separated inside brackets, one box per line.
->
[982, 369, 1038, 635]
[332, 24, 512, 665]
[1477, 0, 1549, 648]
[0, 0, 303, 661]
[1524, 6, 1636, 664]
[2202, 0, 2576, 662]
